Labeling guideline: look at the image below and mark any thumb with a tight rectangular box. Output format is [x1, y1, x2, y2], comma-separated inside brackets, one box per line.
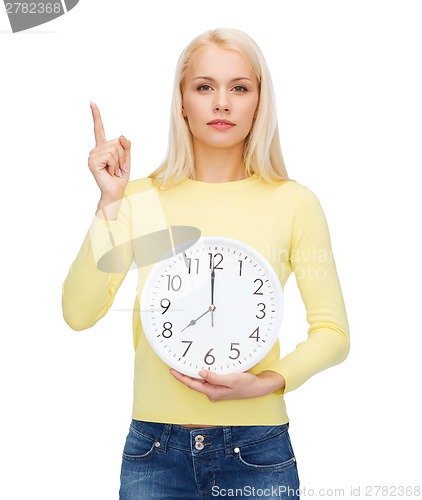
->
[199, 370, 231, 387]
[119, 135, 131, 151]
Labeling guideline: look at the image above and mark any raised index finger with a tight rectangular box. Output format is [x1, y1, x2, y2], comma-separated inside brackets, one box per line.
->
[90, 101, 106, 146]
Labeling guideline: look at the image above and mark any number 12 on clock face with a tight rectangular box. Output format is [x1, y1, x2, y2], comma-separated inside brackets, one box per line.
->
[140, 236, 284, 377]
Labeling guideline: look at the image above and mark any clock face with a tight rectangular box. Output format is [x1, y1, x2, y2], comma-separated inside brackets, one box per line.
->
[140, 236, 283, 377]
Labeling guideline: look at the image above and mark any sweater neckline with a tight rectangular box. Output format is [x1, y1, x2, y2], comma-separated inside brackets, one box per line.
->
[180, 173, 260, 190]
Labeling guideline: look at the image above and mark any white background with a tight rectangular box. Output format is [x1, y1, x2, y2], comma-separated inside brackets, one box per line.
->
[1, 1, 421, 498]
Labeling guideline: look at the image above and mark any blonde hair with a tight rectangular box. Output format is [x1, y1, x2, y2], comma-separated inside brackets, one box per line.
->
[148, 28, 290, 190]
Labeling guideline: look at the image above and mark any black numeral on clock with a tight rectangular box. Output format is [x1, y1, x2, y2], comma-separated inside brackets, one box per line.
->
[204, 348, 216, 365]
[253, 278, 264, 295]
[229, 343, 241, 360]
[181, 340, 192, 357]
[160, 298, 171, 314]
[256, 303, 266, 319]
[166, 274, 182, 291]
[249, 327, 260, 342]
[162, 321, 173, 338]
[208, 253, 223, 270]
[186, 258, 199, 274]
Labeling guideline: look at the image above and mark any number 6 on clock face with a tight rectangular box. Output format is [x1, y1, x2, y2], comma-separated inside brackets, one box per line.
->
[140, 236, 284, 377]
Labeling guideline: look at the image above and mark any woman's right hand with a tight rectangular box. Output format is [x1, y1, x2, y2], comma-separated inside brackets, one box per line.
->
[88, 102, 131, 206]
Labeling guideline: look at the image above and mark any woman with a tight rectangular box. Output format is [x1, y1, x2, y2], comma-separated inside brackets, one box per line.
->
[62, 28, 350, 499]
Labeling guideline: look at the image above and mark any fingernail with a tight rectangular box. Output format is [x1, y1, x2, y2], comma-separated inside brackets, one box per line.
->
[123, 163, 127, 172]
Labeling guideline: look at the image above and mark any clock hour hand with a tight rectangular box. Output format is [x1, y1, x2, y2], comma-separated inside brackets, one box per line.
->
[180, 308, 211, 332]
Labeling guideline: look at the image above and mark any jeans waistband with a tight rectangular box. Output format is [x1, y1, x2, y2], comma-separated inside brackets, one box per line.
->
[130, 419, 289, 458]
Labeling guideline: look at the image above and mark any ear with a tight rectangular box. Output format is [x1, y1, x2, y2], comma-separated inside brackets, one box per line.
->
[182, 105, 187, 118]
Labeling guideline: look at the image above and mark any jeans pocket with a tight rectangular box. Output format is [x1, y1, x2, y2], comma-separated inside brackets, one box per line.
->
[122, 424, 157, 462]
[234, 426, 297, 471]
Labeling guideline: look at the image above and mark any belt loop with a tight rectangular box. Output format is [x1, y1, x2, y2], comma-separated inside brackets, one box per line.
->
[223, 426, 233, 457]
[158, 423, 172, 452]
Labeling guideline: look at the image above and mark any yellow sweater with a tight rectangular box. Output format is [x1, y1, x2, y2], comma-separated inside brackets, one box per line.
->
[62, 173, 350, 425]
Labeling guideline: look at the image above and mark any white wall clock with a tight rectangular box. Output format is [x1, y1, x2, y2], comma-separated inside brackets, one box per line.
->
[140, 236, 284, 377]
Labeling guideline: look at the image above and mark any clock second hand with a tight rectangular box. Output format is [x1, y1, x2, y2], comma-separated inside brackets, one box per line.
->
[180, 308, 211, 332]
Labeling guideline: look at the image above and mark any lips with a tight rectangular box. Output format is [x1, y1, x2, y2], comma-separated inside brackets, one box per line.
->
[207, 119, 235, 125]
[207, 119, 236, 130]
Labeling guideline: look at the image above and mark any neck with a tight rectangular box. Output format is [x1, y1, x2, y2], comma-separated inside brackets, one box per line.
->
[192, 142, 248, 183]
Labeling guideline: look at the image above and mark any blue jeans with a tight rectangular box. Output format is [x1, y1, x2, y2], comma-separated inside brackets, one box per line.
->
[119, 419, 300, 499]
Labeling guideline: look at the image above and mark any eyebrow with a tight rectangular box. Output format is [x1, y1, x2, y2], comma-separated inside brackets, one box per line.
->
[192, 76, 254, 83]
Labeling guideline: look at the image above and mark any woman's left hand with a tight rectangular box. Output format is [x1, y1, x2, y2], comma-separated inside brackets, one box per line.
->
[169, 369, 285, 402]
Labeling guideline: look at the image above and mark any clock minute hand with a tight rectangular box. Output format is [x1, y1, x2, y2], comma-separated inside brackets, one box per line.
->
[211, 268, 215, 327]
[211, 268, 215, 304]
[180, 309, 211, 332]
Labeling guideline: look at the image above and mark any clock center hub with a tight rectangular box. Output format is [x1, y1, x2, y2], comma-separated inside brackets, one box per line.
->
[209, 304, 216, 312]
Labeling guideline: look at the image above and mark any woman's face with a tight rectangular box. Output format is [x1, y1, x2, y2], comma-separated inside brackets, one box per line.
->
[182, 44, 259, 153]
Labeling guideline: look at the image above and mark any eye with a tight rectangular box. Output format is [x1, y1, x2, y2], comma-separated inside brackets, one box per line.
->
[232, 85, 248, 92]
[197, 84, 213, 91]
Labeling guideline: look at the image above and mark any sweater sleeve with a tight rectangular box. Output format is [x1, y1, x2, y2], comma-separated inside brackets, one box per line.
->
[265, 186, 350, 395]
[62, 195, 134, 331]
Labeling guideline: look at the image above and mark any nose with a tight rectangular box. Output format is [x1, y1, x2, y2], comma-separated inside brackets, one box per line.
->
[213, 104, 230, 112]
[213, 91, 231, 113]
